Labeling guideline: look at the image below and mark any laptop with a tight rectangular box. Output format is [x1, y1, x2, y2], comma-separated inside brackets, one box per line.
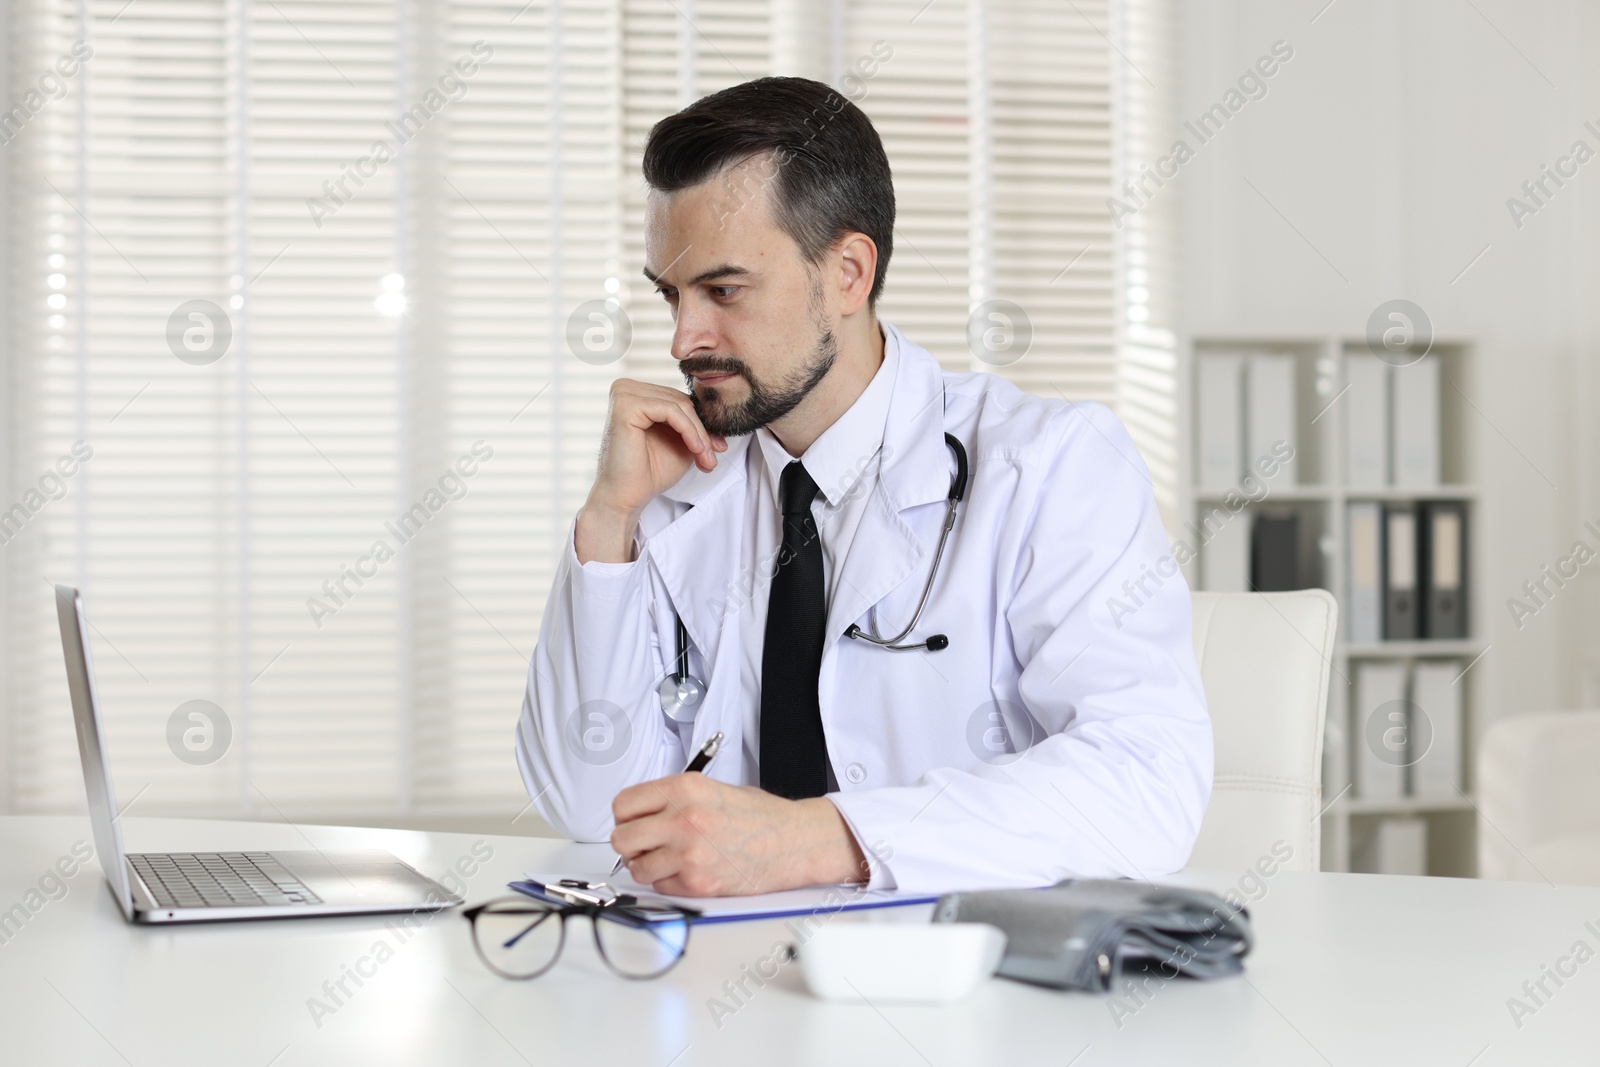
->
[55, 584, 461, 924]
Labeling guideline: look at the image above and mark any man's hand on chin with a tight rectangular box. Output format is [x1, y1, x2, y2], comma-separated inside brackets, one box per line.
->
[609, 774, 870, 897]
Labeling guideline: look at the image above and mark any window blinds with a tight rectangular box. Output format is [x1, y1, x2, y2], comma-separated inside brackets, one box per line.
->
[3, 0, 1170, 822]
[1112, 0, 1180, 531]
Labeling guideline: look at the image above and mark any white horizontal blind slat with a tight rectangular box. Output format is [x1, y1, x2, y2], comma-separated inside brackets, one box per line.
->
[5, 0, 1147, 823]
[619, 0, 771, 388]
[414, 0, 619, 815]
[991, 0, 1116, 401]
[1114, 0, 1179, 528]
[845, 0, 972, 367]
[15, 0, 247, 815]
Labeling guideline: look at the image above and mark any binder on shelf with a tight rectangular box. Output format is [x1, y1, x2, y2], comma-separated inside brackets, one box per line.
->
[1410, 661, 1462, 798]
[1346, 502, 1383, 643]
[1352, 817, 1427, 876]
[1245, 353, 1298, 483]
[1352, 661, 1407, 801]
[1196, 353, 1244, 487]
[1420, 502, 1467, 640]
[1344, 353, 1390, 489]
[1392, 355, 1441, 488]
[1383, 504, 1418, 640]
[1200, 508, 1253, 592]
[1250, 512, 1300, 591]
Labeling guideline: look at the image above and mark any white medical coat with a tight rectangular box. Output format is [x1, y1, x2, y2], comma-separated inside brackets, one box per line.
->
[515, 322, 1212, 893]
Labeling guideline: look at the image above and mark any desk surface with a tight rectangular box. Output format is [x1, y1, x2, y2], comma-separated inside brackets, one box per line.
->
[0, 815, 1593, 1066]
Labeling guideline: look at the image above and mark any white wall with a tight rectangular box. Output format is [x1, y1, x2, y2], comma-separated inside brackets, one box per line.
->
[1175, 0, 1600, 724]
[0, 0, 14, 812]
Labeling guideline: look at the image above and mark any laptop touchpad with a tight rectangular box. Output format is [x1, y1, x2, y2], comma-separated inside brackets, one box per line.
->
[275, 850, 453, 906]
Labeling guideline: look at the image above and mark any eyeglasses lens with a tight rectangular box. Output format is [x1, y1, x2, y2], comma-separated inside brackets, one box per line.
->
[594, 907, 691, 979]
[473, 901, 565, 979]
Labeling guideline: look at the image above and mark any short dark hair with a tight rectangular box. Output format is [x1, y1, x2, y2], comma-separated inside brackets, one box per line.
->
[642, 76, 895, 305]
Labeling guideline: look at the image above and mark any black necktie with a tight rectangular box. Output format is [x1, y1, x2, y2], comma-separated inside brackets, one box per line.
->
[760, 459, 830, 799]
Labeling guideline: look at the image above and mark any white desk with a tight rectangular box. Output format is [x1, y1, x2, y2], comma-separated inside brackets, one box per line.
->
[0, 816, 1594, 1065]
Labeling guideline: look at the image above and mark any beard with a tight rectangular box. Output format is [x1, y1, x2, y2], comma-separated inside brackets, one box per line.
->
[682, 314, 837, 438]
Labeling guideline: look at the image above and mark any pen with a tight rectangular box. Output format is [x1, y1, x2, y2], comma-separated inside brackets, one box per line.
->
[610, 731, 724, 877]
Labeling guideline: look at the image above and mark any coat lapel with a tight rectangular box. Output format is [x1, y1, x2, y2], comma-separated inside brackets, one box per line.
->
[643, 434, 752, 677]
[823, 325, 954, 652]
[639, 323, 954, 681]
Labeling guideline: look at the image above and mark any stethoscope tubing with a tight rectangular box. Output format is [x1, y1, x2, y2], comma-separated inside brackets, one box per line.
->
[660, 431, 969, 719]
[841, 432, 967, 651]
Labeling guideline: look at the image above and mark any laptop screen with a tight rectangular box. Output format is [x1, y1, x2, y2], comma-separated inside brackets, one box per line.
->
[54, 585, 134, 919]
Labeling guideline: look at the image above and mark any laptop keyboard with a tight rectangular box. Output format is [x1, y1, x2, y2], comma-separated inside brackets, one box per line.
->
[130, 852, 323, 909]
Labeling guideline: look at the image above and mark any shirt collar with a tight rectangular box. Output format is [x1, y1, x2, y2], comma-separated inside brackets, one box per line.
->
[754, 320, 901, 509]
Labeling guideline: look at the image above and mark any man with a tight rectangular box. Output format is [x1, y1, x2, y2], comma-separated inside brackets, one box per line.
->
[515, 76, 1211, 896]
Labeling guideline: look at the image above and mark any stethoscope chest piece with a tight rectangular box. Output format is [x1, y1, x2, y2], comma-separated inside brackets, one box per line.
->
[658, 671, 705, 723]
[659, 615, 706, 723]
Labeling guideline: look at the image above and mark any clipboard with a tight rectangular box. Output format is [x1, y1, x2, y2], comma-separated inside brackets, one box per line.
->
[514, 873, 939, 926]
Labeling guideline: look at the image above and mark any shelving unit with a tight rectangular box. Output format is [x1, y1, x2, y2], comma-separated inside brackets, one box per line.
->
[1181, 334, 1485, 877]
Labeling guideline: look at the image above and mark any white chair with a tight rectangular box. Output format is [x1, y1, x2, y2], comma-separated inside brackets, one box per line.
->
[1478, 711, 1600, 885]
[1184, 589, 1338, 874]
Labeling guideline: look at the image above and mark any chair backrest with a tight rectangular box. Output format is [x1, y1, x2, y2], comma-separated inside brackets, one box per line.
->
[1184, 590, 1337, 874]
[1478, 711, 1600, 883]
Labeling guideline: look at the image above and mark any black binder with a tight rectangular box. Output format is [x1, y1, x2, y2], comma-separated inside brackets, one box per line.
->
[1420, 502, 1467, 639]
[1250, 512, 1300, 592]
[1382, 504, 1418, 640]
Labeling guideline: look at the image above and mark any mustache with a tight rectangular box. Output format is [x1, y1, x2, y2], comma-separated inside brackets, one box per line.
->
[682, 359, 746, 379]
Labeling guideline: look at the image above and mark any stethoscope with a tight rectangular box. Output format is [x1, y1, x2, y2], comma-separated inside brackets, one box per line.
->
[659, 431, 970, 724]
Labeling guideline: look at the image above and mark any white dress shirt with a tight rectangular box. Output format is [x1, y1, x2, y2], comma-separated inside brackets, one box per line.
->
[736, 323, 901, 789]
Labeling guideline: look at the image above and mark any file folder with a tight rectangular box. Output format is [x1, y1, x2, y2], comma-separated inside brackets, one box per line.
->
[1346, 502, 1382, 643]
[1352, 817, 1427, 876]
[1410, 661, 1462, 797]
[1383, 505, 1418, 640]
[1420, 502, 1466, 640]
[1250, 512, 1300, 591]
[1246, 353, 1298, 482]
[1352, 661, 1407, 800]
[1196, 353, 1244, 487]
[1343, 353, 1390, 488]
[1200, 508, 1252, 592]
[1392, 356, 1440, 488]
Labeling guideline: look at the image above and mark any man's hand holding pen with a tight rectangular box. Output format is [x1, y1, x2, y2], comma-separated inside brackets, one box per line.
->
[609, 775, 870, 897]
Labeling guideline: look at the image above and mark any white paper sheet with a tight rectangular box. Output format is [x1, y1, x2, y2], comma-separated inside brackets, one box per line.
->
[520, 868, 941, 923]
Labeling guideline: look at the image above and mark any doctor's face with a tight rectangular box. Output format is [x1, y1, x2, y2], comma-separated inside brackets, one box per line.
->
[643, 158, 838, 438]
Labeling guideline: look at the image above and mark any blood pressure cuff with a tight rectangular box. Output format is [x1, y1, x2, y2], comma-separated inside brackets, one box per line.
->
[931, 879, 1252, 992]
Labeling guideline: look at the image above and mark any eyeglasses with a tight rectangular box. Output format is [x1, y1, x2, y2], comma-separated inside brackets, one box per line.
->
[463, 887, 701, 981]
